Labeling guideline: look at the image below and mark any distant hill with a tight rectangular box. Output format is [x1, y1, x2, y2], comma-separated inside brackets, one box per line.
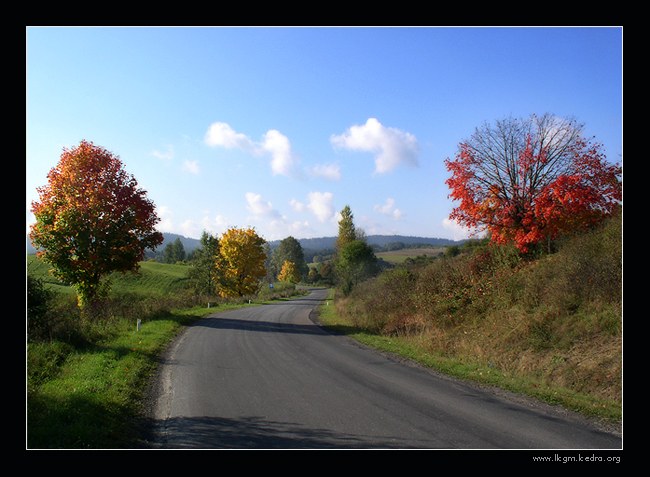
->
[156, 233, 202, 253]
[27, 232, 460, 256]
[26, 232, 202, 256]
[270, 235, 460, 252]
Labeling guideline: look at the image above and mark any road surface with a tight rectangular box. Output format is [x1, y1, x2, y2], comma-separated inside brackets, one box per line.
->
[150, 288, 621, 449]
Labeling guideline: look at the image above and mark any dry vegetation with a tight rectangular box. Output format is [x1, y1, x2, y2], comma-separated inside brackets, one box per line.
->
[334, 211, 622, 415]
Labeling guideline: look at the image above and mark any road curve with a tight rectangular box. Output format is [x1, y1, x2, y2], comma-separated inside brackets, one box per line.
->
[150, 288, 621, 449]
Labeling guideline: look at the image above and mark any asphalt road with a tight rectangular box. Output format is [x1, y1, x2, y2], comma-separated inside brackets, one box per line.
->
[151, 288, 621, 449]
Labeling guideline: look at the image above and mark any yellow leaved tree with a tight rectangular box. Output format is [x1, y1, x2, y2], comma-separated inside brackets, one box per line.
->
[214, 227, 267, 297]
[277, 260, 300, 284]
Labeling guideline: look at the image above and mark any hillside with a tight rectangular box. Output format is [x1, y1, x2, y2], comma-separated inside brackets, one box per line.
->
[27, 255, 192, 297]
[332, 213, 622, 419]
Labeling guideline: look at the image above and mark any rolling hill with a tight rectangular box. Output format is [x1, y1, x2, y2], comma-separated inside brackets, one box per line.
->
[27, 232, 461, 256]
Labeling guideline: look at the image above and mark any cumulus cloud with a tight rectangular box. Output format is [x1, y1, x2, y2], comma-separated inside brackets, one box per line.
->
[204, 122, 256, 150]
[307, 191, 335, 223]
[442, 217, 476, 241]
[331, 118, 419, 174]
[242, 193, 318, 240]
[289, 198, 306, 212]
[245, 192, 281, 218]
[156, 205, 175, 233]
[309, 163, 341, 181]
[260, 129, 299, 177]
[374, 197, 403, 220]
[205, 122, 299, 177]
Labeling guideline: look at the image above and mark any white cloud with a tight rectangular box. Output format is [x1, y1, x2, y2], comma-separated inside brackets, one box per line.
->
[309, 163, 341, 181]
[442, 217, 476, 241]
[245, 192, 281, 219]
[180, 219, 200, 238]
[182, 160, 200, 174]
[156, 205, 175, 233]
[198, 214, 230, 236]
[205, 122, 299, 177]
[261, 129, 299, 177]
[331, 117, 419, 174]
[289, 198, 306, 212]
[204, 122, 255, 150]
[307, 191, 335, 223]
[374, 197, 403, 220]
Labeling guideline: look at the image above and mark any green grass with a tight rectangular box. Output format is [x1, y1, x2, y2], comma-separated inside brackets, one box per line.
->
[376, 247, 446, 264]
[27, 255, 192, 297]
[27, 301, 266, 448]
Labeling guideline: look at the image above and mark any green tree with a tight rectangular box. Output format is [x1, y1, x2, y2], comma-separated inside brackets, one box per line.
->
[334, 205, 378, 294]
[188, 231, 219, 296]
[162, 237, 186, 263]
[29, 140, 163, 310]
[317, 261, 335, 286]
[272, 236, 308, 281]
[337, 239, 379, 295]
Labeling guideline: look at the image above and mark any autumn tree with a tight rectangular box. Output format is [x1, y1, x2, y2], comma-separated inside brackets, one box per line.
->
[336, 205, 357, 251]
[445, 114, 622, 253]
[277, 260, 300, 284]
[214, 227, 267, 297]
[29, 140, 163, 310]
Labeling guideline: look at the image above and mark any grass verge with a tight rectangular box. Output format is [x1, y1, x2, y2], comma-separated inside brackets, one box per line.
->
[316, 289, 621, 423]
[27, 301, 259, 449]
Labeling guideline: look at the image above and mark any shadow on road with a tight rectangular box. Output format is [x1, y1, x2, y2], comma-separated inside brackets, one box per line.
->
[189, 316, 340, 336]
[151, 415, 412, 449]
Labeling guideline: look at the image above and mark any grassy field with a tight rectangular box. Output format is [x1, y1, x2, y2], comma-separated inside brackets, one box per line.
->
[27, 256, 191, 297]
[376, 247, 446, 264]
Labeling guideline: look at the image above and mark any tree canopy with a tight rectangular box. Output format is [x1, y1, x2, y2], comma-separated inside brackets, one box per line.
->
[214, 227, 267, 297]
[29, 140, 163, 309]
[272, 236, 308, 281]
[334, 205, 379, 294]
[445, 114, 621, 252]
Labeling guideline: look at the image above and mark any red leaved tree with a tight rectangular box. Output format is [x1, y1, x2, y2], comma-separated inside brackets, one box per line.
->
[445, 114, 621, 252]
[30, 140, 163, 309]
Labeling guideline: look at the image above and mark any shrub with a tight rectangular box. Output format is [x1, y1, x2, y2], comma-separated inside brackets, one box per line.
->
[27, 276, 53, 341]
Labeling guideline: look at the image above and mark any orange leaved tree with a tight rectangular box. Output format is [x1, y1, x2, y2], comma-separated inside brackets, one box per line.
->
[214, 227, 267, 297]
[29, 140, 163, 309]
[445, 114, 621, 253]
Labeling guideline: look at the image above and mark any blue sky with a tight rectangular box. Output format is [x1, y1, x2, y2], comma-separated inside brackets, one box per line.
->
[26, 27, 622, 241]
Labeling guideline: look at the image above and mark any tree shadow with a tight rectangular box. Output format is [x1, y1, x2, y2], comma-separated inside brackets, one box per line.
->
[149, 415, 414, 449]
[189, 316, 334, 336]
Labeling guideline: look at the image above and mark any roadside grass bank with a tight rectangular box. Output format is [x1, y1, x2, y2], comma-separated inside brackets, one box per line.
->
[317, 289, 621, 423]
[316, 214, 622, 424]
[27, 302, 263, 448]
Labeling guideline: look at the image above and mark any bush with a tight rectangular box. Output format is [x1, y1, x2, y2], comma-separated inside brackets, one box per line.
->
[27, 276, 53, 341]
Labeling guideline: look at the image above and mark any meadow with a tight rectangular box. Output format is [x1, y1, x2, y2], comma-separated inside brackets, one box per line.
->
[375, 247, 447, 264]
